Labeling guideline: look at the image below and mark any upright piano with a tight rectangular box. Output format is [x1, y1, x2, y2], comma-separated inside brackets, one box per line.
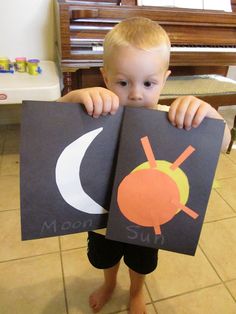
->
[55, 0, 236, 96]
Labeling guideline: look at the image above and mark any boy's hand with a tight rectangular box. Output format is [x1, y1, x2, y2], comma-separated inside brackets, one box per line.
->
[168, 96, 220, 131]
[58, 87, 119, 118]
[168, 95, 231, 151]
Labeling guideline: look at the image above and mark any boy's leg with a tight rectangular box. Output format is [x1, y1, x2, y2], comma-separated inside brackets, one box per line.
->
[129, 268, 147, 314]
[87, 232, 124, 312]
[89, 262, 120, 313]
[124, 244, 158, 314]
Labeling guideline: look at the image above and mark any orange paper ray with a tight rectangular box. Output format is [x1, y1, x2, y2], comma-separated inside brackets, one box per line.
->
[170, 145, 195, 171]
[140, 136, 156, 168]
[172, 200, 199, 219]
[154, 224, 161, 235]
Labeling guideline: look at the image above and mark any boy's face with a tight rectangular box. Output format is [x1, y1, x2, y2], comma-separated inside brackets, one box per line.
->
[101, 45, 170, 108]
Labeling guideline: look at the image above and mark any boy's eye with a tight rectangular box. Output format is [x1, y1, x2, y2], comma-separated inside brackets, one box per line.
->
[144, 81, 152, 87]
[118, 81, 128, 87]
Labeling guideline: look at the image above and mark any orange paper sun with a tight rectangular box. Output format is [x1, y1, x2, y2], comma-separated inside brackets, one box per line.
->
[117, 136, 199, 235]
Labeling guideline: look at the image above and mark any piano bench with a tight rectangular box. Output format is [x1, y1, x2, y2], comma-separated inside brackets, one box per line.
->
[160, 74, 236, 110]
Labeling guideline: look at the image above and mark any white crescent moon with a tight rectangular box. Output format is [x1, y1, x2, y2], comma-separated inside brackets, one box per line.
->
[55, 127, 108, 214]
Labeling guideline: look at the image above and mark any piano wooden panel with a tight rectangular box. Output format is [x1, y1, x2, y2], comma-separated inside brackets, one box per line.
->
[55, 0, 236, 108]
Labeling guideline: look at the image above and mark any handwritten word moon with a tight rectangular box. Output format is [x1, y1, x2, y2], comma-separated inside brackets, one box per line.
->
[55, 128, 108, 214]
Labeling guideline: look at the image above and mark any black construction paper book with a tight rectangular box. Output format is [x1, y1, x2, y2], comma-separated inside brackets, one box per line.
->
[106, 107, 225, 255]
[20, 101, 123, 240]
[20, 101, 224, 256]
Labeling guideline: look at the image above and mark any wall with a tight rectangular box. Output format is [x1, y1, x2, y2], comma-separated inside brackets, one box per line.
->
[0, 0, 55, 60]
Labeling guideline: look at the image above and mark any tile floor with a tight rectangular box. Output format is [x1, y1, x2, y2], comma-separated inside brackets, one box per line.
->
[0, 107, 236, 314]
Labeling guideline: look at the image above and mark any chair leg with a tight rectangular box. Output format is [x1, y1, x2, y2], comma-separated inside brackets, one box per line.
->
[226, 115, 236, 154]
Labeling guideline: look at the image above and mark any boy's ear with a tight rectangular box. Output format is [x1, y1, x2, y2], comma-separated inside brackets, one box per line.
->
[100, 67, 109, 87]
[161, 69, 171, 89]
[164, 70, 171, 83]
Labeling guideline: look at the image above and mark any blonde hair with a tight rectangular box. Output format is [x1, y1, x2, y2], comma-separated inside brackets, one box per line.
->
[103, 17, 171, 69]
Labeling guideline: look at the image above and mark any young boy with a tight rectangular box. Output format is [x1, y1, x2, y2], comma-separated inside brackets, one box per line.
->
[58, 17, 231, 314]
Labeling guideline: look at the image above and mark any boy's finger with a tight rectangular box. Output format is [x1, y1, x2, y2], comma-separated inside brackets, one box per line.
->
[110, 94, 120, 115]
[90, 92, 103, 118]
[168, 97, 184, 125]
[183, 99, 201, 130]
[101, 93, 112, 115]
[80, 94, 94, 116]
[168, 98, 178, 124]
[191, 103, 210, 127]
[172, 98, 190, 129]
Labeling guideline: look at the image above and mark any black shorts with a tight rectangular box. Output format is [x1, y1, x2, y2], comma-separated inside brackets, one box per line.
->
[87, 231, 158, 275]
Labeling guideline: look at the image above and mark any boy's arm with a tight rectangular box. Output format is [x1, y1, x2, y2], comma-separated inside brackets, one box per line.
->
[57, 87, 119, 118]
[168, 96, 231, 152]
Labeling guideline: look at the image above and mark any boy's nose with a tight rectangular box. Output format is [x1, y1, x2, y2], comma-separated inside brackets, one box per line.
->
[128, 86, 143, 101]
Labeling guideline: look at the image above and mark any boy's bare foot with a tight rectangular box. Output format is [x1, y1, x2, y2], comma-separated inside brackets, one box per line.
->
[89, 283, 115, 313]
[129, 290, 147, 314]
